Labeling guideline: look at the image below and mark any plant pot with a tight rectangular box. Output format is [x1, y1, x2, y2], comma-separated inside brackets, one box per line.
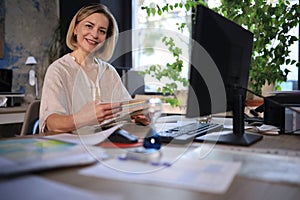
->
[246, 98, 264, 107]
[261, 82, 275, 97]
[174, 89, 188, 107]
[246, 81, 275, 107]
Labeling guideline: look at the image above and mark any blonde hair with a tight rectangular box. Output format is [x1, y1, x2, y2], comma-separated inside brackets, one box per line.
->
[66, 4, 118, 61]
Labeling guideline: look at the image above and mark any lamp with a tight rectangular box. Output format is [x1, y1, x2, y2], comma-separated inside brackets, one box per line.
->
[25, 56, 38, 98]
[25, 56, 37, 65]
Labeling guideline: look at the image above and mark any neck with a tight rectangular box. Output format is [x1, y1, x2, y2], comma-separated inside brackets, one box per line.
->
[70, 50, 92, 66]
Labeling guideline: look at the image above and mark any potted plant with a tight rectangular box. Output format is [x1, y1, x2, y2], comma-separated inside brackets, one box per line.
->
[140, 1, 202, 107]
[215, 0, 300, 96]
[140, 0, 300, 102]
[139, 36, 189, 107]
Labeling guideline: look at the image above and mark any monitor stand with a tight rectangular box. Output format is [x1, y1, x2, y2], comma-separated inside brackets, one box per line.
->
[195, 94, 263, 146]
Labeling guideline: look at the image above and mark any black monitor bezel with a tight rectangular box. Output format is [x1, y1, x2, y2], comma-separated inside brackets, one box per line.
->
[186, 5, 254, 118]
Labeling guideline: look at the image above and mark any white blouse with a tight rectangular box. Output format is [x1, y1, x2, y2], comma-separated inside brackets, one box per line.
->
[39, 54, 131, 133]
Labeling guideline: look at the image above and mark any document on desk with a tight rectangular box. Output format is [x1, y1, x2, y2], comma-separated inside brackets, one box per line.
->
[45, 124, 122, 145]
[80, 158, 241, 194]
[0, 175, 121, 200]
[97, 99, 149, 128]
[0, 138, 106, 176]
[185, 145, 300, 185]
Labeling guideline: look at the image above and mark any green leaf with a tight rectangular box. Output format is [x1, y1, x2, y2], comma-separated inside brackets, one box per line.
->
[151, 7, 156, 16]
[139, 0, 299, 95]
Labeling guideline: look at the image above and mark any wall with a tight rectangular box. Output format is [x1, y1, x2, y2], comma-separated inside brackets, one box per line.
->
[0, 0, 58, 103]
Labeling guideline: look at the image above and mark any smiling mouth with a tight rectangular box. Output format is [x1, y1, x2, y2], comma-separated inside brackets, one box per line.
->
[86, 38, 99, 46]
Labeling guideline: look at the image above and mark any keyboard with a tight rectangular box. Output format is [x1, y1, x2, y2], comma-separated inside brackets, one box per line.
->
[158, 122, 223, 144]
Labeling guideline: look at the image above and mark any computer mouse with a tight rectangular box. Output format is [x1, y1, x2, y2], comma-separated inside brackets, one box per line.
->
[107, 128, 139, 144]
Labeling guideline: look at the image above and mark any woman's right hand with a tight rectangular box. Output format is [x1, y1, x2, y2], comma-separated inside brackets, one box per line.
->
[74, 101, 121, 128]
[45, 101, 121, 133]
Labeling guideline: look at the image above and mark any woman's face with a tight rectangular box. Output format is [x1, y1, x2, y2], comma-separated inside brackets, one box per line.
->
[74, 13, 109, 55]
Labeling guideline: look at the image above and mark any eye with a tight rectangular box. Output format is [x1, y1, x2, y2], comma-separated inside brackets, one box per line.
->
[85, 24, 93, 29]
[99, 29, 107, 35]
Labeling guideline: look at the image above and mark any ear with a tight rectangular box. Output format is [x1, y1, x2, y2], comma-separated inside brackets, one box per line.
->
[74, 26, 78, 35]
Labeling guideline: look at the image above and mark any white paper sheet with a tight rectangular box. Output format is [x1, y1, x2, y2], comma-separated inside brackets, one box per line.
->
[0, 176, 121, 200]
[185, 145, 300, 185]
[45, 124, 123, 145]
[80, 157, 241, 194]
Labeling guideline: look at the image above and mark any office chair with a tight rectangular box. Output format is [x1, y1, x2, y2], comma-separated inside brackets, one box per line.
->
[125, 70, 145, 98]
[20, 99, 40, 136]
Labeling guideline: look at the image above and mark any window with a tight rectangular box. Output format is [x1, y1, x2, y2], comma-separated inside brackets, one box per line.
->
[132, 0, 299, 91]
[132, 0, 191, 92]
[280, 0, 299, 90]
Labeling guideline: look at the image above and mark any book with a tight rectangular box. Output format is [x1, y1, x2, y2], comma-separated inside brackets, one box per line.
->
[0, 137, 104, 176]
[120, 99, 148, 115]
[98, 99, 149, 128]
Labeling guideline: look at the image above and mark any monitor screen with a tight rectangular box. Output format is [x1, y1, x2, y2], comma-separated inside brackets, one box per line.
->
[0, 69, 13, 92]
[186, 5, 254, 118]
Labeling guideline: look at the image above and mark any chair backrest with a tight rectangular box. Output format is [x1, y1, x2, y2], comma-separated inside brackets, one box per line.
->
[20, 100, 40, 136]
[125, 70, 145, 98]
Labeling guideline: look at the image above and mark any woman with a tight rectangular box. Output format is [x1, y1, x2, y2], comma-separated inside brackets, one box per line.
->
[40, 4, 134, 134]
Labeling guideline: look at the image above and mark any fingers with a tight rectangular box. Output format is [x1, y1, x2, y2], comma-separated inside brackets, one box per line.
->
[131, 114, 150, 126]
[74, 101, 123, 128]
[95, 102, 122, 123]
[96, 102, 121, 110]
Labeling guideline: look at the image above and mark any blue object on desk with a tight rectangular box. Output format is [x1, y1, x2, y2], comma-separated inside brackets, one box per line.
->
[143, 128, 161, 150]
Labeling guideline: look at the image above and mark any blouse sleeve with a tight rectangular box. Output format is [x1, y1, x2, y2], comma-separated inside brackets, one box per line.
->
[39, 63, 70, 133]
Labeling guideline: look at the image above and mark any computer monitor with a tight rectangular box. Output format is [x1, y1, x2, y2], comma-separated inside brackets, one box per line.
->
[186, 5, 262, 146]
[0, 69, 12, 93]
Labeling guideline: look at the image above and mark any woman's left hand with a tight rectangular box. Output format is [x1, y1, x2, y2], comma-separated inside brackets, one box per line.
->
[131, 114, 150, 126]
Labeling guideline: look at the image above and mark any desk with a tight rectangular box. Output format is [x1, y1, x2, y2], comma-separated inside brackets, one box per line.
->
[37, 123, 300, 200]
[1, 121, 300, 200]
[0, 106, 26, 137]
[0, 106, 26, 124]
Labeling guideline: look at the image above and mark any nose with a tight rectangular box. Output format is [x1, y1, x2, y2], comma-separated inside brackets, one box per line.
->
[91, 28, 99, 39]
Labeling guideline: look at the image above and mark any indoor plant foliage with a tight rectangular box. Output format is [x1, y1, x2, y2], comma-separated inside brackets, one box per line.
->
[141, 0, 300, 97]
[140, 0, 205, 106]
[215, 0, 300, 95]
[139, 36, 189, 106]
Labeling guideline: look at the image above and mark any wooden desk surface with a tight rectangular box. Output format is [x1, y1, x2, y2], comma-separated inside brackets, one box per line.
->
[39, 166, 300, 200]
[34, 123, 300, 200]
[2, 122, 300, 200]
